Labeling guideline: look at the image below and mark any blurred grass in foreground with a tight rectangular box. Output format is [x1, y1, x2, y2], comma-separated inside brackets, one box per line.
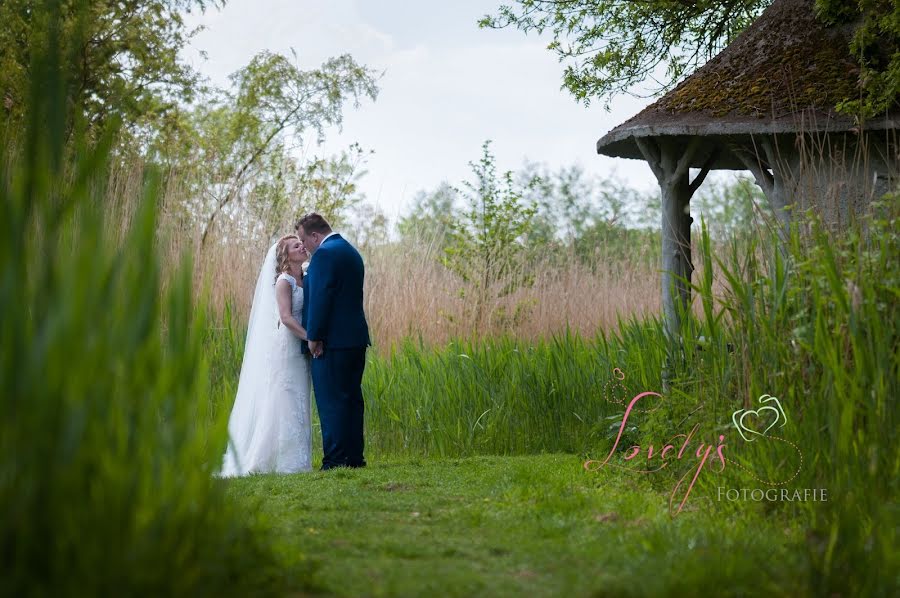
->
[0, 3, 305, 596]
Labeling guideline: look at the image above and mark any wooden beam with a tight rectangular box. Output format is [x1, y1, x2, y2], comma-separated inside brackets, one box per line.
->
[731, 143, 775, 197]
[635, 137, 664, 180]
[730, 138, 791, 239]
[669, 137, 701, 186]
[689, 149, 718, 195]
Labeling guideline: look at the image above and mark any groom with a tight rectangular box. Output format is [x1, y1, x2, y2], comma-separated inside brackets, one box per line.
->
[296, 213, 370, 470]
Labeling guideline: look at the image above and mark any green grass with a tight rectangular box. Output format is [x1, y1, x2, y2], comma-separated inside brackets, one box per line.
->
[226, 454, 814, 597]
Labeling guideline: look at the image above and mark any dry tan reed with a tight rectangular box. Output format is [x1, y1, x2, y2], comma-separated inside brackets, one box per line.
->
[98, 157, 712, 351]
[186, 233, 662, 349]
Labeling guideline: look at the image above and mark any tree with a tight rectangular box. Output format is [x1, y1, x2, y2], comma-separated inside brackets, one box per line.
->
[347, 202, 390, 248]
[480, 0, 899, 115]
[442, 141, 539, 327]
[517, 162, 650, 242]
[480, 0, 768, 106]
[396, 182, 458, 247]
[173, 51, 378, 245]
[0, 0, 223, 134]
[690, 175, 770, 239]
[817, 0, 900, 117]
[294, 143, 373, 230]
[516, 162, 661, 268]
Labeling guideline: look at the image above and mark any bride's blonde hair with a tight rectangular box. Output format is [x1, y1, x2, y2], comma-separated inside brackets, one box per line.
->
[274, 234, 300, 283]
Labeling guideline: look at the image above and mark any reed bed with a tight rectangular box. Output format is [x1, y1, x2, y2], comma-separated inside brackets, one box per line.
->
[166, 219, 663, 349]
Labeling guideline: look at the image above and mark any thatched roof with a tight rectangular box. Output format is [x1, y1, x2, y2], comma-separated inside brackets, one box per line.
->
[596, 0, 900, 169]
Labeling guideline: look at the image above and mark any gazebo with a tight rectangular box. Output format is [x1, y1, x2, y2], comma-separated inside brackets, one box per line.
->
[596, 0, 898, 347]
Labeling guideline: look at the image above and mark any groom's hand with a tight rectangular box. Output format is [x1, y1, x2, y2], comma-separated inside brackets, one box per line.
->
[308, 340, 324, 358]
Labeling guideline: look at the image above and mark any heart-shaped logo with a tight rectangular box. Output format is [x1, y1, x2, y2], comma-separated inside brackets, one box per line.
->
[732, 394, 787, 442]
[739, 406, 780, 437]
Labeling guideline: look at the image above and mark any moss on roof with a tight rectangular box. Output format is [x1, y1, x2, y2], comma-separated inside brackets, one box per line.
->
[595, 0, 900, 167]
[612, 0, 866, 131]
[662, 0, 859, 119]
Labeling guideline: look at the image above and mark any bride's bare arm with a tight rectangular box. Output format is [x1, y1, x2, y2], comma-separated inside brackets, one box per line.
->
[275, 279, 308, 340]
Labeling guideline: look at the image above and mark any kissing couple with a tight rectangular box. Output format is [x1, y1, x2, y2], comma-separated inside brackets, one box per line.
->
[220, 213, 370, 475]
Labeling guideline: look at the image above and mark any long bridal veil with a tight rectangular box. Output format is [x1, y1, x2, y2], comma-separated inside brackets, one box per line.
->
[219, 243, 280, 477]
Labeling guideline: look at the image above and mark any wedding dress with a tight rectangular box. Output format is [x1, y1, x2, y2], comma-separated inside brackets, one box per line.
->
[219, 244, 313, 476]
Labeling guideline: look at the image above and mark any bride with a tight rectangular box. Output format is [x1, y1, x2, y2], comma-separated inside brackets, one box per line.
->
[220, 234, 313, 476]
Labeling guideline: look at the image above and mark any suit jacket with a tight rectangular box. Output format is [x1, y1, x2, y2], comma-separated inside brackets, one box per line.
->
[305, 234, 370, 349]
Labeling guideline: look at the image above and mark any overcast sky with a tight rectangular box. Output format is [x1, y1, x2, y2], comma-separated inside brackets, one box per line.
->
[181, 0, 662, 221]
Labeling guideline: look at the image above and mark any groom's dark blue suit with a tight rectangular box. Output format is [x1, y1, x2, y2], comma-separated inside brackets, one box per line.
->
[302, 233, 370, 469]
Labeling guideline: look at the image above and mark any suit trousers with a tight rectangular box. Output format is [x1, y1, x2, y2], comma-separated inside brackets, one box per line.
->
[311, 347, 367, 469]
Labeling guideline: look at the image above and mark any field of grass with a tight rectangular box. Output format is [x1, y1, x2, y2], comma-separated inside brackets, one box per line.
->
[226, 454, 815, 597]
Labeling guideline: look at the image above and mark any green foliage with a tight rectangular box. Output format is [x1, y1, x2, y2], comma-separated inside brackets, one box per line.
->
[690, 175, 770, 239]
[441, 141, 540, 327]
[482, 0, 899, 114]
[204, 196, 898, 594]
[365, 203, 900, 594]
[348, 201, 391, 248]
[519, 162, 631, 243]
[480, 0, 768, 106]
[574, 222, 661, 272]
[399, 164, 774, 287]
[0, 0, 221, 135]
[658, 204, 899, 596]
[169, 51, 379, 245]
[396, 182, 458, 247]
[0, 2, 385, 255]
[360, 334, 641, 457]
[295, 142, 374, 230]
[516, 162, 662, 269]
[0, 6, 297, 595]
[817, 0, 900, 117]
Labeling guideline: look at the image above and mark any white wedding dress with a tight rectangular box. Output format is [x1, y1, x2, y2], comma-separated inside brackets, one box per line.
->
[219, 244, 313, 476]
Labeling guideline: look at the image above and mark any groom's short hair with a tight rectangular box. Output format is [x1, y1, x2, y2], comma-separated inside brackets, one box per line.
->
[295, 213, 332, 235]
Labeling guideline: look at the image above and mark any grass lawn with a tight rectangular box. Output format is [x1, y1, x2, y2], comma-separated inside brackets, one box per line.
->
[226, 454, 813, 597]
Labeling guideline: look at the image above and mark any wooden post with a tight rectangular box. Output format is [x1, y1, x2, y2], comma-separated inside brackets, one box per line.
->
[636, 137, 713, 389]
[661, 168, 694, 343]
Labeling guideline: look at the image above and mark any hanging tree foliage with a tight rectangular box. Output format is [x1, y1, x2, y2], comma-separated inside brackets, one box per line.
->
[480, 0, 899, 117]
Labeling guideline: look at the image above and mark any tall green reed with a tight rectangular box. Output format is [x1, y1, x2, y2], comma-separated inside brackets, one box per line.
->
[0, 3, 298, 595]
[203, 321, 670, 460]
[363, 333, 619, 457]
[663, 206, 899, 596]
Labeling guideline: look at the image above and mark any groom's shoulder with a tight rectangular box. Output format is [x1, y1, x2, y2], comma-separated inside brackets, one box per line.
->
[325, 234, 360, 253]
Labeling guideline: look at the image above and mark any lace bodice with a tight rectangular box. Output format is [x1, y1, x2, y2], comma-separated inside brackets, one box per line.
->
[276, 272, 304, 322]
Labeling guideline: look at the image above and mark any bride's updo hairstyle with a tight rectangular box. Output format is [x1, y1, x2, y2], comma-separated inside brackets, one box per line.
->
[274, 234, 300, 283]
